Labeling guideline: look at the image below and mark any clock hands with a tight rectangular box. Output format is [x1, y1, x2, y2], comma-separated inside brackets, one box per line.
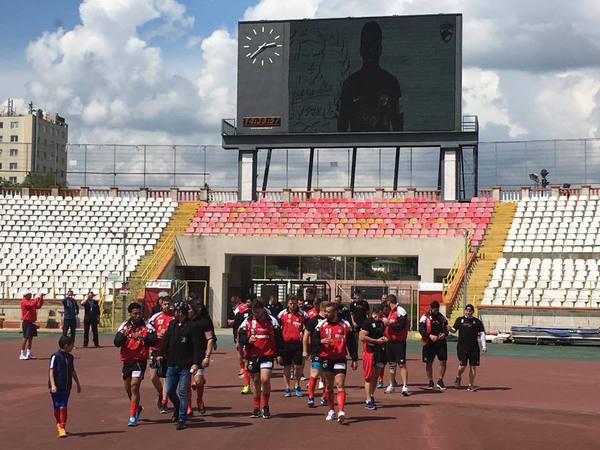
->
[249, 42, 279, 60]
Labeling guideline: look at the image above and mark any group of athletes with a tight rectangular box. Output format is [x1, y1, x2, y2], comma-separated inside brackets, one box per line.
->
[47, 288, 487, 437]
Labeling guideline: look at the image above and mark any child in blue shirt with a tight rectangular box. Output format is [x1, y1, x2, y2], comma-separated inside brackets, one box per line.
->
[49, 336, 81, 438]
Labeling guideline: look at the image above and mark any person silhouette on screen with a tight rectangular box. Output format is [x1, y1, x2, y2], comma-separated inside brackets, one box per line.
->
[337, 21, 403, 132]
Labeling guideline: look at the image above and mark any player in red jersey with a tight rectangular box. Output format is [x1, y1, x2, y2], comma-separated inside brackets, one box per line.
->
[187, 302, 215, 416]
[277, 295, 308, 398]
[233, 297, 253, 394]
[359, 304, 387, 410]
[238, 299, 283, 419]
[303, 301, 329, 408]
[383, 295, 410, 396]
[148, 296, 174, 413]
[312, 302, 358, 423]
[113, 302, 157, 427]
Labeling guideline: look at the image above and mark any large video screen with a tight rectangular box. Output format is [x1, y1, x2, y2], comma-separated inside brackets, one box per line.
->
[237, 14, 461, 135]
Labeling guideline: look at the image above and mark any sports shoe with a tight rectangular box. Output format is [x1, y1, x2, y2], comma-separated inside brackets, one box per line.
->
[436, 379, 447, 391]
[250, 408, 261, 418]
[401, 385, 410, 397]
[454, 376, 461, 388]
[376, 381, 384, 389]
[307, 397, 315, 408]
[261, 406, 271, 419]
[320, 397, 328, 407]
[240, 385, 251, 395]
[127, 416, 138, 427]
[337, 411, 346, 424]
[365, 401, 377, 410]
[325, 410, 337, 422]
[295, 386, 303, 397]
[19, 353, 27, 360]
[384, 385, 395, 394]
[135, 405, 143, 421]
[423, 380, 435, 390]
[197, 403, 206, 415]
[187, 407, 194, 417]
[171, 413, 179, 423]
[176, 420, 186, 430]
[26, 352, 35, 360]
[159, 404, 168, 414]
[284, 388, 292, 398]
[238, 370, 245, 378]
[57, 425, 67, 438]
[467, 384, 478, 392]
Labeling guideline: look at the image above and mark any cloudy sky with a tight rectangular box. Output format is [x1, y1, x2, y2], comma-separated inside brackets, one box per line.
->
[2, 0, 600, 188]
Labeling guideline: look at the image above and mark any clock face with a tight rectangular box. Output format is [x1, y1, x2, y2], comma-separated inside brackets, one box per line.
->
[243, 25, 283, 68]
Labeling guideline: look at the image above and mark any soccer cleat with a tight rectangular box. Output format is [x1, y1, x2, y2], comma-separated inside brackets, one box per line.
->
[337, 411, 346, 424]
[295, 386, 303, 397]
[454, 376, 462, 388]
[26, 352, 35, 360]
[325, 410, 337, 422]
[284, 388, 292, 398]
[240, 385, 251, 395]
[135, 405, 143, 421]
[57, 425, 67, 438]
[467, 384, 478, 392]
[436, 379, 447, 391]
[376, 381, 384, 389]
[401, 385, 410, 397]
[384, 385, 395, 394]
[307, 397, 315, 408]
[320, 397, 328, 407]
[159, 404, 168, 414]
[127, 416, 138, 427]
[365, 401, 377, 410]
[176, 420, 186, 430]
[261, 406, 271, 419]
[250, 408, 261, 418]
[198, 404, 206, 415]
[156, 396, 163, 411]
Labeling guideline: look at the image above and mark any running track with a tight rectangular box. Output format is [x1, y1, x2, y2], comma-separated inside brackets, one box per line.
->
[2, 334, 599, 450]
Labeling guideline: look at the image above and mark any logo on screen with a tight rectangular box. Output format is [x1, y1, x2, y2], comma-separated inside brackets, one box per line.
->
[243, 117, 282, 128]
[440, 23, 454, 43]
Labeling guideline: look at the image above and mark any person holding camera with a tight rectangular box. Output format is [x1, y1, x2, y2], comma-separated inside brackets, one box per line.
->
[62, 290, 79, 341]
[81, 291, 100, 348]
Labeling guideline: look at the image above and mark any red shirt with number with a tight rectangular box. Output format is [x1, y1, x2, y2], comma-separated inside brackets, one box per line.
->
[148, 311, 174, 352]
[117, 320, 155, 363]
[240, 314, 280, 358]
[315, 319, 353, 360]
[277, 309, 307, 343]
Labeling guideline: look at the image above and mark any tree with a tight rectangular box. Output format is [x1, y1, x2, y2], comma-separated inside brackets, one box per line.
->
[21, 173, 67, 188]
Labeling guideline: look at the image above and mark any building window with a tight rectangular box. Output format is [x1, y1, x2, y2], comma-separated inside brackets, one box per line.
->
[10, 121, 18, 129]
[9, 162, 17, 170]
[9, 176, 17, 184]
[10, 135, 18, 143]
[0, 136, 3, 142]
[9, 148, 18, 156]
[0, 122, 3, 128]
[0, 163, 2, 169]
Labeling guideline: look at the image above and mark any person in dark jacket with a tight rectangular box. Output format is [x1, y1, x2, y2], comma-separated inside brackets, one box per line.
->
[62, 290, 79, 341]
[157, 302, 201, 430]
[81, 291, 100, 347]
[49, 336, 81, 438]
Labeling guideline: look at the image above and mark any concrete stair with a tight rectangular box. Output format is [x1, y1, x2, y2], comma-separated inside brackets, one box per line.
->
[448, 202, 517, 325]
[101, 201, 203, 329]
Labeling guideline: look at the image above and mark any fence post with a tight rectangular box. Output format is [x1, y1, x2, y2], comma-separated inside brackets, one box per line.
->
[51, 187, 59, 197]
[406, 187, 416, 198]
[21, 186, 30, 197]
[581, 184, 591, 197]
[199, 187, 209, 202]
[375, 187, 384, 199]
[170, 187, 179, 202]
[282, 188, 292, 202]
[312, 188, 322, 199]
[521, 186, 530, 200]
[80, 186, 89, 197]
[138, 187, 148, 199]
[551, 185, 560, 199]
[109, 187, 118, 198]
[492, 186, 501, 202]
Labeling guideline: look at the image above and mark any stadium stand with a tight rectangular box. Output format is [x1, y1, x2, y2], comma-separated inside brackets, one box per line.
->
[186, 197, 494, 245]
[0, 195, 177, 300]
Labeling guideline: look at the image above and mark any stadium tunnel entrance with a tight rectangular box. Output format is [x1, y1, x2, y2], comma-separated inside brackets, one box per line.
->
[175, 235, 463, 327]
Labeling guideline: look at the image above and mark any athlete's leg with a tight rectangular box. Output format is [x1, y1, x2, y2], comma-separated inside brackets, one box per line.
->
[282, 365, 292, 390]
[260, 368, 272, 408]
[334, 373, 347, 413]
[439, 360, 447, 380]
[469, 365, 477, 385]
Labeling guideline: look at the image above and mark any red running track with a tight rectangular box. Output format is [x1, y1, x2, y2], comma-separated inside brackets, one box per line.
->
[2, 335, 599, 450]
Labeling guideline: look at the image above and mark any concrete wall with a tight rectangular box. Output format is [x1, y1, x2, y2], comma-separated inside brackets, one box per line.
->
[479, 307, 600, 332]
[176, 235, 463, 327]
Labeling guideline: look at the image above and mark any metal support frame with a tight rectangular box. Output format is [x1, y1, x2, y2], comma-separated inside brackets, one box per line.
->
[350, 147, 357, 191]
[393, 146, 400, 191]
[262, 148, 272, 192]
[307, 147, 315, 192]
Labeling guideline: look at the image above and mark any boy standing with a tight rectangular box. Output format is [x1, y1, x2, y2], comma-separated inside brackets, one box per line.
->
[49, 336, 81, 438]
[20, 291, 43, 360]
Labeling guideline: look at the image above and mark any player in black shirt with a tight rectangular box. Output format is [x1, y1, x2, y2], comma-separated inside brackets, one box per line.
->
[333, 294, 352, 323]
[359, 305, 387, 410]
[448, 304, 487, 391]
[350, 289, 370, 331]
[187, 302, 215, 415]
[419, 301, 449, 391]
[302, 301, 328, 407]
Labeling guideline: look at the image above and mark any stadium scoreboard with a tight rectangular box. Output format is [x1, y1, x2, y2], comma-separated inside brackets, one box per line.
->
[237, 14, 462, 136]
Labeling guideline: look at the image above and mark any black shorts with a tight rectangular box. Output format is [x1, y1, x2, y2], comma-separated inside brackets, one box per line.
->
[386, 341, 407, 365]
[322, 358, 348, 375]
[422, 342, 448, 363]
[281, 342, 303, 366]
[122, 361, 147, 380]
[22, 320, 38, 338]
[247, 356, 275, 374]
[457, 347, 480, 367]
[149, 351, 167, 377]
